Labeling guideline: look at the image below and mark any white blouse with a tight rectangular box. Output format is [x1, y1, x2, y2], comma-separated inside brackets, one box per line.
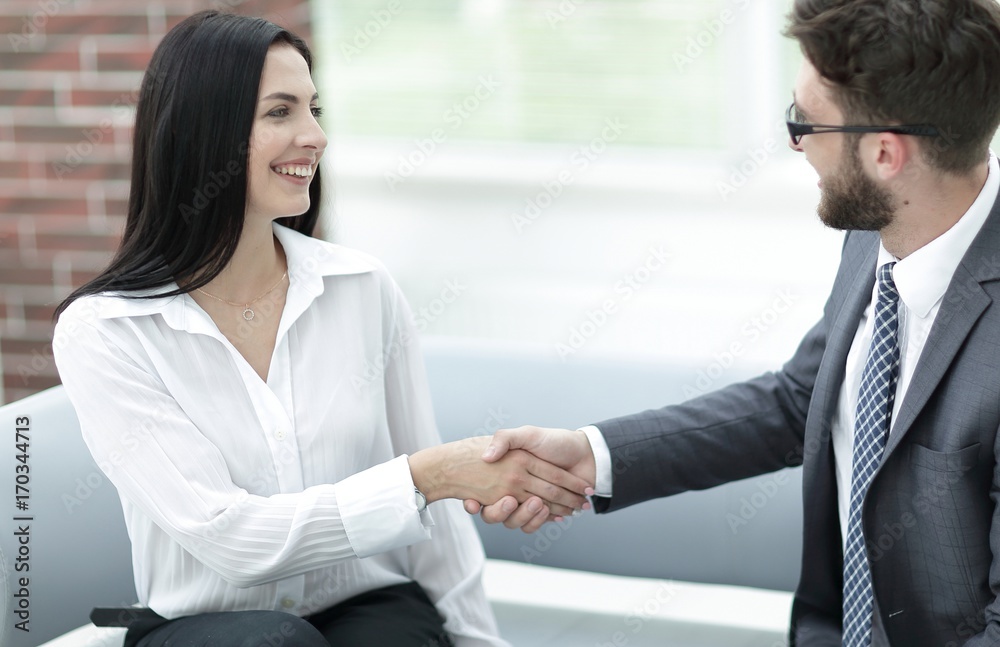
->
[52, 222, 507, 646]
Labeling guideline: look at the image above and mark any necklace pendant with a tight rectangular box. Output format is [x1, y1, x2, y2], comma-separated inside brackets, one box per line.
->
[242, 307, 255, 321]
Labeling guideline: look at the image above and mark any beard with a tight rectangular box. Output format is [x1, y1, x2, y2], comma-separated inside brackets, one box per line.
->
[817, 141, 896, 231]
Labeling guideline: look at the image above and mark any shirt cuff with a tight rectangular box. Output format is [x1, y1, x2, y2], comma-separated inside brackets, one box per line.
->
[333, 455, 434, 558]
[580, 425, 613, 497]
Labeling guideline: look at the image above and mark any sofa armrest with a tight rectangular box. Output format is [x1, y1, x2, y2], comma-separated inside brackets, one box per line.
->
[483, 559, 791, 646]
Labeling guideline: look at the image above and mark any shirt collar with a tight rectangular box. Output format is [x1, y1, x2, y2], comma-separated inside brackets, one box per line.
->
[876, 151, 999, 318]
[273, 220, 378, 297]
[90, 222, 378, 330]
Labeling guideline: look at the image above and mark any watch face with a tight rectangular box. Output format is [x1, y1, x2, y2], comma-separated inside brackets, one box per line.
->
[415, 488, 427, 512]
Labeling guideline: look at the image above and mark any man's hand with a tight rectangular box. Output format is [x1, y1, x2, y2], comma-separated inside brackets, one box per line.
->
[408, 436, 590, 516]
[463, 426, 596, 533]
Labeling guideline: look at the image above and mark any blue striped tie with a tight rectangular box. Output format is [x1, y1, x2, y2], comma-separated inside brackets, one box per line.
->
[842, 262, 901, 647]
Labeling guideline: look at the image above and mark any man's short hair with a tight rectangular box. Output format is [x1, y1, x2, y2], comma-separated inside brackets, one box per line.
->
[786, 0, 1000, 174]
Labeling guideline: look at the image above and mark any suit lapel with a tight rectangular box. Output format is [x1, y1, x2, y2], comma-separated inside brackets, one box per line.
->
[794, 233, 878, 619]
[808, 235, 878, 434]
[882, 202, 1000, 459]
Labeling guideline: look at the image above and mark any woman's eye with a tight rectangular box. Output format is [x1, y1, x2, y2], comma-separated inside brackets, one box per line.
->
[311, 106, 324, 117]
[268, 107, 289, 118]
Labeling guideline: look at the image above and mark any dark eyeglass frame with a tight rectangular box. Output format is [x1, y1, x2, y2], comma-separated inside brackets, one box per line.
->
[785, 102, 940, 145]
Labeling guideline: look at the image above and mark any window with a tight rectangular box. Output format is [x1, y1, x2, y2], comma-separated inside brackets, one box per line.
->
[309, 1, 984, 373]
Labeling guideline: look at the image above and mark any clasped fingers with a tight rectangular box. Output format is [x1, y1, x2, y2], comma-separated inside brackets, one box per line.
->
[499, 449, 591, 514]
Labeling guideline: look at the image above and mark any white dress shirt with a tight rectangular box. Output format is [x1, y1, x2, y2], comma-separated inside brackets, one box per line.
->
[831, 152, 998, 548]
[52, 222, 507, 647]
[588, 152, 1000, 531]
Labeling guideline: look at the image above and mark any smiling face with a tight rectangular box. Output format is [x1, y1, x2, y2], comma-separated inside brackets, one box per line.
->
[246, 43, 327, 223]
[790, 59, 896, 232]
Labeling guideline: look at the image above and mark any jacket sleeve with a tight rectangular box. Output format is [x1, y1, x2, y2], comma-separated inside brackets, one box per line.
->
[592, 313, 825, 513]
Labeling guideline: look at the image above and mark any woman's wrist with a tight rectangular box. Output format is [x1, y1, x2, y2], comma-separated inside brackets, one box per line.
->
[408, 445, 451, 503]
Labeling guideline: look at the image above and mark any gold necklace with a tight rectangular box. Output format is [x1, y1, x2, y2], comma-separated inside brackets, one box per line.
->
[196, 270, 288, 321]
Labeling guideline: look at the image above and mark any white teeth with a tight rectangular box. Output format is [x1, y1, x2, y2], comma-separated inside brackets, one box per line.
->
[272, 165, 313, 177]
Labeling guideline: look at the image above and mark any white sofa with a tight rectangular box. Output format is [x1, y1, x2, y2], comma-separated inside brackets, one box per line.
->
[1, 338, 799, 646]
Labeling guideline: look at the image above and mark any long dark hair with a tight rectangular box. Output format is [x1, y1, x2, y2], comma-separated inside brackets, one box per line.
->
[55, 11, 322, 318]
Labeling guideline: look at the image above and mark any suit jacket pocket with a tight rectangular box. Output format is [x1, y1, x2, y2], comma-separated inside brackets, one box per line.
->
[900, 441, 988, 608]
[906, 441, 981, 473]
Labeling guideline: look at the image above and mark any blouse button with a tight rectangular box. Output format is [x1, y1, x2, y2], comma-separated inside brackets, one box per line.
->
[280, 598, 295, 609]
[275, 428, 288, 441]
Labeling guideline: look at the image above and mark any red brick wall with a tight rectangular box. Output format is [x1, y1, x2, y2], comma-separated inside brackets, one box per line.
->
[0, 0, 313, 403]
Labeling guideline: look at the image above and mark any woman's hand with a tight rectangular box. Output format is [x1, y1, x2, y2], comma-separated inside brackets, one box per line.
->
[408, 436, 592, 517]
[464, 426, 597, 532]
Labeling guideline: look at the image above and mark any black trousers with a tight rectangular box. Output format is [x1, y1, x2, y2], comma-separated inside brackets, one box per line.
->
[107, 581, 454, 647]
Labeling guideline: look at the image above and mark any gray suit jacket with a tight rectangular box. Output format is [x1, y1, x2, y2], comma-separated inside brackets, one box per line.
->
[593, 184, 1000, 646]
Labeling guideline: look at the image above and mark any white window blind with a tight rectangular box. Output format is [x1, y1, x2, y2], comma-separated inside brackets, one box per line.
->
[314, 0, 799, 150]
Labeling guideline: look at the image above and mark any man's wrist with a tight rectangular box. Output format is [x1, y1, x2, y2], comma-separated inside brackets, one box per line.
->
[580, 425, 613, 497]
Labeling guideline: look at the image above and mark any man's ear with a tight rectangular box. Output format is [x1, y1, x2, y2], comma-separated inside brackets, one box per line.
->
[869, 132, 912, 182]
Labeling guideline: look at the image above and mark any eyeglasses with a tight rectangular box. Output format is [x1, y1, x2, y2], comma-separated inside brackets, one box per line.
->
[785, 102, 940, 145]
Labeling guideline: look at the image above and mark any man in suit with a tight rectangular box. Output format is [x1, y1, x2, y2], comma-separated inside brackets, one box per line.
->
[465, 0, 1000, 644]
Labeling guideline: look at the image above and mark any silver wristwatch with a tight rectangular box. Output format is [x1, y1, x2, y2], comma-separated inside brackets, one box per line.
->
[414, 487, 427, 513]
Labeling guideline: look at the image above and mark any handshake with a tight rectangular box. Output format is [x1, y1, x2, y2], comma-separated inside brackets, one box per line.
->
[408, 426, 597, 534]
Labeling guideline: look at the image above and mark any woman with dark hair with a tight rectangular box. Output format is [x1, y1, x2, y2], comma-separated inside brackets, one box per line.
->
[52, 11, 589, 647]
